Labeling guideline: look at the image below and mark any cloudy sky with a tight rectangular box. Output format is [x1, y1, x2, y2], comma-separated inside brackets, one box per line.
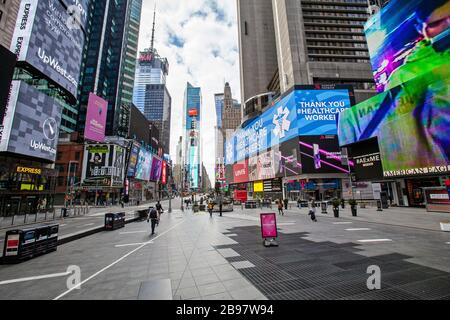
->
[137, 0, 241, 185]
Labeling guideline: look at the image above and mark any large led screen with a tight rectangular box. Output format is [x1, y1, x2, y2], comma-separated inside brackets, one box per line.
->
[338, 65, 450, 177]
[150, 157, 163, 182]
[84, 93, 107, 143]
[365, 0, 449, 92]
[225, 89, 351, 165]
[0, 45, 16, 122]
[299, 135, 349, 174]
[273, 138, 302, 178]
[127, 142, 140, 178]
[82, 144, 125, 187]
[135, 148, 152, 181]
[0, 81, 62, 162]
[10, 0, 86, 98]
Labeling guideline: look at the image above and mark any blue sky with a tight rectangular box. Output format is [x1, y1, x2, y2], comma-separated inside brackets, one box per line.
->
[138, 0, 241, 185]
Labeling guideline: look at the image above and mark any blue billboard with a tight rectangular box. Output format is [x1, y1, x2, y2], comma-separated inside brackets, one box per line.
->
[225, 89, 352, 165]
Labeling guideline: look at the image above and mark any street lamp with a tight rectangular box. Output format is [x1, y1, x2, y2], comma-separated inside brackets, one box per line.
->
[65, 161, 78, 208]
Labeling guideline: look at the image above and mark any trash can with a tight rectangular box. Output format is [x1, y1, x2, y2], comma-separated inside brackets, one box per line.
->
[105, 213, 126, 231]
[321, 202, 328, 214]
[137, 209, 148, 221]
[2, 224, 59, 264]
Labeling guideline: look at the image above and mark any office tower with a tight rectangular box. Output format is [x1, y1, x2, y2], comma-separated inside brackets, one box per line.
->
[0, 0, 20, 48]
[77, 0, 142, 137]
[237, 0, 279, 108]
[183, 83, 202, 191]
[271, 0, 375, 103]
[215, 83, 241, 186]
[133, 8, 171, 154]
[144, 84, 172, 154]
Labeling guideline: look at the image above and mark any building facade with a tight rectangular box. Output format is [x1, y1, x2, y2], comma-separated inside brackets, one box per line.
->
[0, 0, 20, 49]
[143, 83, 172, 154]
[237, 0, 279, 111]
[183, 83, 202, 192]
[77, 0, 142, 138]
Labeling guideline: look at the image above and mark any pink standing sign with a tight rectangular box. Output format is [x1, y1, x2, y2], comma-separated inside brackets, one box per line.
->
[260, 213, 278, 238]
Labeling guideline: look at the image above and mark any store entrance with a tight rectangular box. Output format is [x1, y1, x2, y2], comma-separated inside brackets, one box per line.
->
[3, 197, 21, 217]
[405, 177, 441, 207]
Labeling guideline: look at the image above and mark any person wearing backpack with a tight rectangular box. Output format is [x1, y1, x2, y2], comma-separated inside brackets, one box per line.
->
[147, 206, 160, 235]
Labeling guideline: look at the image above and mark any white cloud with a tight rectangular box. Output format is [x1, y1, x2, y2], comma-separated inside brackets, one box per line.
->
[138, 0, 241, 185]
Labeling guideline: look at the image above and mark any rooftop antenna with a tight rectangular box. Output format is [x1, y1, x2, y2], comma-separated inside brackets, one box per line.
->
[150, 3, 156, 52]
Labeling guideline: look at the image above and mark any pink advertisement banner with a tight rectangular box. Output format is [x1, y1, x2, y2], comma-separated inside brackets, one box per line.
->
[260, 213, 278, 238]
[84, 93, 107, 142]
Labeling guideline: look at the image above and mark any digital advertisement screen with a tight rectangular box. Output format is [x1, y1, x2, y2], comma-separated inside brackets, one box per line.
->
[274, 138, 302, 178]
[338, 65, 450, 177]
[348, 138, 384, 181]
[161, 161, 167, 185]
[299, 135, 349, 174]
[188, 145, 199, 189]
[233, 160, 249, 184]
[127, 142, 140, 178]
[0, 81, 62, 162]
[82, 144, 113, 187]
[0, 45, 16, 123]
[225, 89, 352, 165]
[135, 148, 152, 181]
[365, 0, 449, 92]
[257, 150, 277, 181]
[150, 157, 163, 182]
[84, 93, 107, 143]
[10, 0, 86, 98]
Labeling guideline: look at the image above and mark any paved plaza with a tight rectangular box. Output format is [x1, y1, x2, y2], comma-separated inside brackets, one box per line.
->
[0, 201, 449, 300]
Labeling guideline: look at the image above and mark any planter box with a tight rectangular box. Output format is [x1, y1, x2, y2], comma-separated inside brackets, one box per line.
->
[440, 222, 450, 232]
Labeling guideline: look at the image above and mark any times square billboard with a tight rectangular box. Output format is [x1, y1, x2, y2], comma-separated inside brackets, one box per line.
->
[339, 0, 450, 178]
[225, 87, 353, 184]
[10, 0, 88, 99]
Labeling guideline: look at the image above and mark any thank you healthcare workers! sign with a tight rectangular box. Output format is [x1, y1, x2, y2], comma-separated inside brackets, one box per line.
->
[226, 89, 351, 165]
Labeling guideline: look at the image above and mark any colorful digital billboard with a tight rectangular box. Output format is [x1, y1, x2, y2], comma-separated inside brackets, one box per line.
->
[84, 93, 107, 143]
[10, 0, 86, 99]
[365, 0, 449, 92]
[273, 138, 302, 178]
[338, 64, 450, 178]
[150, 157, 163, 181]
[225, 88, 352, 165]
[135, 148, 152, 181]
[127, 142, 140, 178]
[299, 135, 349, 174]
[233, 160, 248, 184]
[0, 81, 62, 162]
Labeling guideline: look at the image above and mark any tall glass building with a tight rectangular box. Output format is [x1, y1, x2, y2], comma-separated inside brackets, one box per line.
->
[183, 83, 202, 191]
[77, 0, 142, 137]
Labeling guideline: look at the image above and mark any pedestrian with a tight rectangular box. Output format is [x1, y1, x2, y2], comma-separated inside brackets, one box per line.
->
[278, 199, 284, 216]
[284, 198, 289, 210]
[156, 201, 164, 215]
[308, 198, 317, 222]
[147, 206, 160, 235]
[219, 201, 223, 217]
[207, 201, 214, 218]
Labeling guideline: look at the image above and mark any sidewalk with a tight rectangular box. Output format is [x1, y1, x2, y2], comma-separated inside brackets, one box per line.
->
[233, 205, 450, 232]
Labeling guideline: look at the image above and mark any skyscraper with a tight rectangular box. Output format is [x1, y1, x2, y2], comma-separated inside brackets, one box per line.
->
[0, 0, 20, 49]
[183, 83, 202, 192]
[133, 8, 171, 154]
[77, 0, 142, 138]
[237, 0, 377, 121]
[237, 0, 279, 107]
[271, 0, 375, 103]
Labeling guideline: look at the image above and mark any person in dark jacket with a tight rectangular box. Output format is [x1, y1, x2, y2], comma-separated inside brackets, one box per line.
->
[147, 207, 160, 235]
[308, 199, 317, 222]
[156, 201, 163, 215]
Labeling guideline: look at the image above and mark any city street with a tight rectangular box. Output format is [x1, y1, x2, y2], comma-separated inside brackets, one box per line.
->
[0, 202, 449, 300]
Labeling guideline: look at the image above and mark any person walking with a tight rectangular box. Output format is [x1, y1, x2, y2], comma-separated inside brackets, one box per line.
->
[156, 201, 164, 216]
[147, 206, 160, 235]
[308, 198, 317, 222]
[278, 199, 284, 216]
[219, 201, 223, 217]
[207, 201, 214, 218]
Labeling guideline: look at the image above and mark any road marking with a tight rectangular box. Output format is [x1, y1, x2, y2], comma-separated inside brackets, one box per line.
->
[333, 222, 353, 225]
[54, 219, 185, 300]
[119, 230, 147, 235]
[446, 242, 450, 245]
[0, 272, 70, 286]
[82, 223, 95, 227]
[346, 228, 371, 231]
[357, 239, 393, 243]
[114, 242, 153, 248]
[278, 223, 296, 226]
[59, 224, 67, 227]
